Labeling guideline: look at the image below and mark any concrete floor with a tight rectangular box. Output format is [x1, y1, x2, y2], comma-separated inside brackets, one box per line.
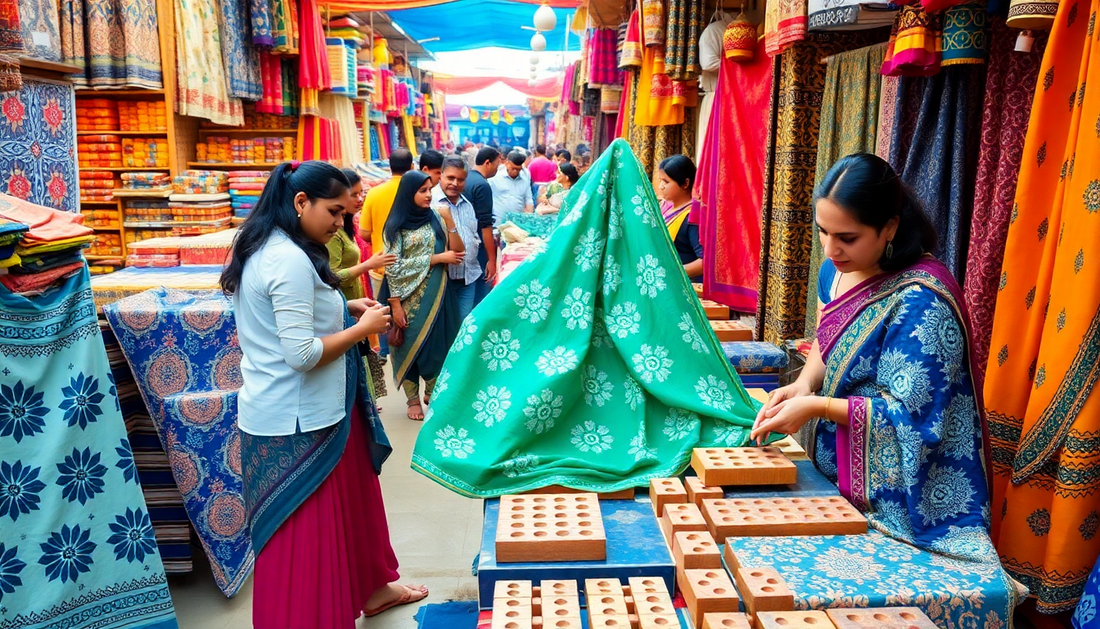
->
[167, 376, 484, 629]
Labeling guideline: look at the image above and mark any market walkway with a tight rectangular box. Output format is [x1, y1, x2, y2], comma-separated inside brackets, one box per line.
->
[166, 372, 484, 629]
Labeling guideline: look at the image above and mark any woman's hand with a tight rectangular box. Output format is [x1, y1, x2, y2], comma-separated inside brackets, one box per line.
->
[433, 250, 465, 266]
[750, 396, 824, 445]
[366, 252, 398, 270]
[752, 381, 813, 440]
[352, 303, 391, 337]
[346, 298, 378, 319]
[390, 301, 408, 329]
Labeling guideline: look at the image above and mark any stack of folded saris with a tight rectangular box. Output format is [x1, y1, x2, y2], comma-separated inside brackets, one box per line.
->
[0, 193, 94, 296]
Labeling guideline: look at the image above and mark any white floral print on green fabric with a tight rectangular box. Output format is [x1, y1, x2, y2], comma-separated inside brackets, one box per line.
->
[561, 288, 594, 330]
[663, 408, 700, 440]
[434, 369, 450, 396]
[624, 378, 644, 410]
[480, 329, 520, 371]
[631, 186, 656, 226]
[536, 346, 580, 376]
[696, 375, 734, 410]
[453, 316, 477, 352]
[713, 423, 745, 446]
[514, 279, 552, 323]
[606, 302, 641, 338]
[582, 365, 615, 407]
[472, 385, 512, 428]
[523, 389, 564, 434]
[571, 420, 614, 454]
[592, 311, 612, 348]
[628, 428, 657, 461]
[502, 451, 540, 478]
[609, 199, 624, 240]
[677, 313, 710, 354]
[603, 261, 622, 296]
[573, 228, 605, 272]
[636, 255, 667, 298]
[632, 344, 673, 384]
[434, 425, 475, 459]
[560, 205, 582, 226]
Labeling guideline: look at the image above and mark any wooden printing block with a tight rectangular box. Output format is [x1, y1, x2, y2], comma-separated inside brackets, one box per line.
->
[701, 497, 867, 542]
[768, 436, 809, 461]
[745, 388, 770, 404]
[825, 607, 938, 629]
[677, 568, 741, 629]
[690, 447, 798, 487]
[701, 613, 753, 629]
[734, 567, 794, 618]
[496, 494, 606, 562]
[522, 485, 636, 500]
[661, 503, 709, 542]
[685, 476, 724, 507]
[722, 543, 743, 575]
[587, 592, 630, 617]
[627, 577, 669, 596]
[492, 598, 534, 629]
[649, 477, 689, 517]
[637, 615, 681, 628]
[539, 618, 583, 629]
[539, 580, 578, 597]
[709, 319, 752, 341]
[756, 611, 833, 629]
[585, 578, 624, 596]
[588, 616, 633, 629]
[540, 595, 581, 622]
[491, 616, 533, 629]
[701, 299, 731, 320]
[672, 531, 722, 570]
[494, 580, 534, 600]
[633, 589, 677, 618]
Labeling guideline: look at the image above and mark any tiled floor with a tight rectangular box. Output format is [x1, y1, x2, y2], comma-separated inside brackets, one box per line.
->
[168, 378, 484, 629]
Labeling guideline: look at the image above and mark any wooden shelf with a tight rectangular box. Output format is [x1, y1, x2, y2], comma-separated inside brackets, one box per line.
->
[198, 128, 298, 135]
[79, 167, 170, 172]
[78, 130, 168, 136]
[84, 255, 124, 261]
[18, 57, 82, 74]
[187, 161, 279, 169]
[75, 89, 166, 96]
[79, 199, 117, 205]
[91, 226, 122, 231]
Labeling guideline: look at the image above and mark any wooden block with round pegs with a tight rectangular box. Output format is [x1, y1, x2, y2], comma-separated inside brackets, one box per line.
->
[650, 477, 689, 517]
[756, 611, 833, 629]
[638, 615, 681, 629]
[709, 319, 752, 341]
[539, 618, 583, 629]
[673, 530, 722, 570]
[520, 485, 636, 500]
[678, 568, 741, 629]
[585, 578, 624, 596]
[495, 494, 606, 562]
[700, 299, 731, 320]
[628, 576, 669, 596]
[701, 613, 753, 629]
[693, 282, 704, 296]
[768, 436, 809, 461]
[722, 542, 743, 574]
[701, 496, 867, 542]
[588, 616, 633, 629]
[734, 567, 794, 618]
[540, 594, 581, 622]
[661, 502, 709, 542]
[825, 607, 938, 629]
[587, 592, 629, 617]
[495, 580, 534, 600]
[491, 602, 533, 629]
[685, 476, 724, 507]
[539, 580, 578, 597]
[690, 447, 798, 487]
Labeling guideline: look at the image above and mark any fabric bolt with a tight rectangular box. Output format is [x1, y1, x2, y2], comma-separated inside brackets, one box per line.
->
[257, 52, 282, 113]
[764, 0, 808, 56]
[0, 268, 179, 629]
[17, 0, 61, 61]
[941, 1, 988, 66]
[0, 77, 79, 212]
[695, 15, 732, 163]
[248, 0, 271, 45]
[888, 65, 985, 281]
[620, 10, 643, 68]
[271, 0, 297, 53]
[984, 0, 1100, 613]
[1005, 0, 1059, 29]
[695, 37, 771, 313]
[219, 0, 263, 101]
[589, 28, 621, 87]
[297, 0, 330, 91]
[664, 0, 703, 81]
[0, 259, 81, 293]
[881, 5, 942, 77]
[174, 0, 243, 125]
[61, 0, 162, 88]
[805, 42, 887, 336]
[411, 139, 760, 498]
[962, 17, 1045, 388]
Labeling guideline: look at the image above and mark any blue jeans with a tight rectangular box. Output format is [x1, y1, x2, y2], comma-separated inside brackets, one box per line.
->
[450, 279, 477, 323]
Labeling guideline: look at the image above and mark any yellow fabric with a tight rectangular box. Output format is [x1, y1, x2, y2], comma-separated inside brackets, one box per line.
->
[16, 235, 95, 255]
[363, 176, 401, 280]
[666, 204, 690, 241]
[634, 46, 684, 127]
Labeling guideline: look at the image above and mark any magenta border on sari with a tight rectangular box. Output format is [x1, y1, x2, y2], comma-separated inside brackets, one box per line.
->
[837, 396, 869, 512]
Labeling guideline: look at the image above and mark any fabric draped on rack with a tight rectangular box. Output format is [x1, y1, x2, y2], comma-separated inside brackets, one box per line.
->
[297, 0, 331, 93]
[664, 0, 702, 81]
[962, 17, 1045, 386]
[804, 42, 887, 336]
[18, 0, 62, 61]
[257, 51, 283, 113]
[1004, 0, 1058, 29]
[875, 74, 899, 158]
[696, 37, 771, 313]
[0, 0, 23, 53]
[588, 28, 621, 87]
[881, 4, 942, 76]
[887, 64, 985, 281]
[941, 1, 988, 66]
[248, 0, 272, 45]
[642, 0, 665, 47]
[175, 0, 243, 125]
[0, 77, 79, 213]
[985, 0, 1100, 612]
[60, 0, 163, 89]
[219, 0, 263, 101]
[271, 0, 298, 52]
[764, 0, 808, 56]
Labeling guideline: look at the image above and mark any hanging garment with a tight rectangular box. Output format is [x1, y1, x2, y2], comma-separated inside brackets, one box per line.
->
[664, 0, 703, 81]
[270, 0, 297, 53]
[18, 0, 61, 61]
[410, 139, 760, 497]
[218, 0, 262, 101]
[175, 0, 243, 125]
[60, 0, 162, 88]
[694, 14, 733, 163]
[588, 28, 621, 87]
[941, 1, 989, 67]
[1005, 0, 1058, 29]
[764, 0, 808, 56]
[876, 75, 899, 158]
[642, 0, 665, 47]
[248, 0, 271, 45]
[985, 0, 1100, 613]
[881, 4, 942, 77]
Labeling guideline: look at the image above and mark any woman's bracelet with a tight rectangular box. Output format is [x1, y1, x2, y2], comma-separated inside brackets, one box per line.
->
[824, 396, 831, 420]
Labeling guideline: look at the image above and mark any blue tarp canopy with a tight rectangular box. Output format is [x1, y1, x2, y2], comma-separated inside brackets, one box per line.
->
[387, 0, 581, 53]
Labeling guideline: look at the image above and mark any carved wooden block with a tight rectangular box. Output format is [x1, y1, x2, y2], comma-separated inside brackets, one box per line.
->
[710, 319, 752, 341]
[678, 568, 741, 629]
[701, 496, 867, 542]
[825, 607, 938, 629]
[693, 283, 704, 297]
[585, 578, 624, 595]
[627, 576, 669, 595]
[690, 447, 798, 487]
[539, 594, 581, 622]
[685, 476, 724, 507]
[496, 494, 606, 562]
[734, 567, 794, 618]
[649, 477, 688, 517]
[638, 614, 681, 628]
[661, 502, 709, 542]
[745, 388, 770, 404]
[539, 580, 578, 597]
[495, 580, 533, 600]
[672, 530, 722, 570]
[768, 436, 809, 461]
[701, 299, 731, 320]
[701, 613, 753, 629]
[756, 611, 833, 629]
[588, 616, 633, 629]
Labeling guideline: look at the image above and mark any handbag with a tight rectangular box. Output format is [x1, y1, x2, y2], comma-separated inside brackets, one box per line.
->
[387, 323, 405, 347]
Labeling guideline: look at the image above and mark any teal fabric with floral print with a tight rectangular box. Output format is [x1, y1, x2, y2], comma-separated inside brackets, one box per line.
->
[411, 139, 760, 497]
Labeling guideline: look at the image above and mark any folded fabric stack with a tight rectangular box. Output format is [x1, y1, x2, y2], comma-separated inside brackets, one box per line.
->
[496, 238, 547, 285]
[76, 99, 119, 131]
[196, 137, 296, 164]
[229, 171, 269, 217]
[117, 172, 172, 196]
[170, 200, 233, 223]
[178, 228, 237, 265]
[327, 39, 355, 94]
[80, 208, 121, 228]
[173, 170, 230, 195]
[0, 193, 94, 296]
[79, 169, 118, 202]
[117, 100, 168, 131]
[721, 341, 790, 392]
[124, 200, 173, 223]
[127, 236, 184, 268]
[121, 138, 169, 168]
[78, 135, 122, 169]
[88, 233, 124, 258]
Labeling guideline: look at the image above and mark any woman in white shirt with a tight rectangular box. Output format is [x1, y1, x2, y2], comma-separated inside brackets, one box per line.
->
[220, 161, 427, 628]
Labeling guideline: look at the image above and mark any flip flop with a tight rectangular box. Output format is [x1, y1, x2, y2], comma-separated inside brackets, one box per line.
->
[407, 400, 424, 421]
[362, 584, 429, 617]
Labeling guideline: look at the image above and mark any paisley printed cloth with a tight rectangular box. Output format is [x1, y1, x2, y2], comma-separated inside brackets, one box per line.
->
[17, 0, 61, 61]
[0, 268, 179, 629]
[60, 0, 163, 88]
[1075, 556, 1100, 627]
[411, 139, 760, 498]
[0, 77, 79, 213]
[218, 0, 262, 101]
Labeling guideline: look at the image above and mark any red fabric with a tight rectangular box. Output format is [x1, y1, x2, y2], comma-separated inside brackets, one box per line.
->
[431, 74, 563, 99]
[297, 0, 331, 90]
[0, 261, 83, 293]
[588, 28, 621, 87]
[258, 53, 284, 114]
[694, 38, 772, 313]
[253, 407, 400, 629]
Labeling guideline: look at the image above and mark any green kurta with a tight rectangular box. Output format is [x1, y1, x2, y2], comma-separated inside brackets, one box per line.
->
[327, 228, 365, 301]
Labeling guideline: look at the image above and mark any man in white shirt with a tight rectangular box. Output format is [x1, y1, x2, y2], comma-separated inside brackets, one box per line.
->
[489, 151, 534, 225]
[433, 156, 482, 322]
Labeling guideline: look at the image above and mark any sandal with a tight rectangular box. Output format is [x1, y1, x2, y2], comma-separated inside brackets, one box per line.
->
[407, 399, 424, 421]
[362, 584, 429, 617]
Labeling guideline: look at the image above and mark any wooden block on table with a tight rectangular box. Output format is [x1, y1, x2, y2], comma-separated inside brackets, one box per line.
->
[722, 543, 742, 574]
[587, 592, 630, 617]
[649, 477, 688, 517]
[588, 615, 634, 629]
[710, 319, 752, 341]
[769, 436, 808, 461]
[825, 607, 938, 629]
[701, 613, 753, 629]
[662, 502, 708, 537]
[537, 617, 583, 629]
[633, 589, 676, 617]
[678, 568, 741, 629]
[495, 580, 534, 600]
[734, 567, 794, 618]
[693, 282, 704, 296]
[701, 496, 867, 542]
[491, 603, 533, 629]
[521, 485, 636, 500]
[745, 388, 770, 404]
[756, 611, 833, 629]
[496, 494, 606, 562]
[627, 576, 669, 595]
[491, 615, 533, 629]
[672, 530, 722, 570]
[690, 447, 798, 487]
[585, 578, 624, 595]
[685, 476, 724, 507]
[701, 299, 731, 320]
[539, 580, 578, 597]
[638, 614, 681, 628]
[540, 594, 581, 621]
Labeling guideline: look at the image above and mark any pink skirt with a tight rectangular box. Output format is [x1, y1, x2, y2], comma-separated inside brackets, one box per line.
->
[252, 408, 400, 628]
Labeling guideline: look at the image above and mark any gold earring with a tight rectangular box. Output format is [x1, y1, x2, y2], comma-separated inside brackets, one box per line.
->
[886, 240, 894, 259]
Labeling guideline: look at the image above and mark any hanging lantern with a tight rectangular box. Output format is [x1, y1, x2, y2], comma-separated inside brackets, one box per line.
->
[529, 53, 540, 65]
[723, 16, 757, 62]
[531, 32, 547, 51]
[503, 110, 515, 125]
[490, 110, 501, 125]
[459, 105, 470, 119]
[533, 2, 557, 31]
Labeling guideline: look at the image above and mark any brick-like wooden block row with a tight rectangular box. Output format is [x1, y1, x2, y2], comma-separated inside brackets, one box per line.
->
[495, 493, 606, 563]
[710, 319, 752, 341]
[649, 477, 688, 517]
[678, 568, 741, 629]
[700, 496, 867, 542]
[691, 447, 798, 487]
[700, 299, 731, 320]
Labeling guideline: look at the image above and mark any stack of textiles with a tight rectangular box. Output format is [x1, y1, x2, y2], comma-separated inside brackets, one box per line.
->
[121, 138, 168, 168]
[229, 171, 268, 217]
[79, 169, 117, 201]
[117, 171, 172, 195]
[324, 16, 367, 46]
[78, 136, 122, 169]
[357, 161, 390, 187]
[326, 38, 356, 94]
[195, 137, 296, 164]
[178, 228, 237, 265]
[358, 62, 376, 98]
[81, 207, 121, 228]
[127, 236, 182, 267]
[0, 194, 94, 296]
[123, 200, 173, 223]
[721, 341, 789, 392]
[87, 233, 123, 258]
[496, 238, 547, 285]
[172, 170, 229, 195]
[75, 98, 120, 130]
[117, 100, 168, 131]
[169, 199, 233, 224]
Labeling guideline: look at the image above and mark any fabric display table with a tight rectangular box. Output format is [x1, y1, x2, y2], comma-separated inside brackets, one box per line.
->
[90, 265, 225, 309]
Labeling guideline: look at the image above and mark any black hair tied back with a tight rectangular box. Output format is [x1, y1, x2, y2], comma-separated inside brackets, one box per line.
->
[815, 153, 937, 272]
[220, 160, 351, 295]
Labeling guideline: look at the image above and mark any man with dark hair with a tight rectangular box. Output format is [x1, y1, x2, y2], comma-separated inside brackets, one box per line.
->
[554, 149, 572, 165]
[489, 151, 533, 224]
[467, 147, 500, 305]
[419, 149, 445, 186]
[528, 143, 556, 200]
[434, 157, 482, 322]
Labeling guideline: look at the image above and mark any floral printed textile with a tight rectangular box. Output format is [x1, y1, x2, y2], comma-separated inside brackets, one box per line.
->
[61, 0, 163, 88]
[0, 77, 78, 213]
[0, 268, 178, 629]
[174, 0, 243, 125]
[411, 139, 760, 498]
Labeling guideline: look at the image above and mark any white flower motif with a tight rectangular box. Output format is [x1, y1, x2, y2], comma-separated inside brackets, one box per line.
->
[609, 199, 624, 240]
[631, 186, 656, 226]
[582, 365, 615, 407]
[592, 312, 612, 349]
[571, 420, 614, 453]
[605, 302, 641, 338]
[940, 394, 977, 460]
[877, 349, 933, 413]
[632, 344, 673, 384]
[502, 451, 540, 478]
[573, 190, 589, 210]
[870, 499, 916, 542]
[602, 261, 622, 296]
[480, 329, 520, 371]
[636, 255, 667, 298]
[813, 548, 886, 584]
[624, 378, 644, 410]
[514, 279, 552, 323]
[911, 299, 966, 384]
[472, 385, 512, 427]
[453, 316, 477, 352]
[663, 409, 700, 441]
[895, 422, 929, 492]
[434, 425, 475, 459]
[917, 463, 976, 526]
[628, 429, 656, 461]
[928, 525, 996, 562]
[560, 205, 583, 226]
[677, 313, 709, 354]
[523, 389, 564, 434]
[434, 370, 451, 397]
[560, 288, 593, 330]
[573, 228, 605, 272]
[713, 423, 745, 446]
[536, 347, 580, 376]
[695, 375, 733, 410]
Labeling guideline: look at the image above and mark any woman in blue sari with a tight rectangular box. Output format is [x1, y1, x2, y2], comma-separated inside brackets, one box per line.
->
[752, 154, 998, 564]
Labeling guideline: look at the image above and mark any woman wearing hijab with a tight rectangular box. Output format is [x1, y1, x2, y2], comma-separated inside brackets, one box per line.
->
[380, 171, 465, 420]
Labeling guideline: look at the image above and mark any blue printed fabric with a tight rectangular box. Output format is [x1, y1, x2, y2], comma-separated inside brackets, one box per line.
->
[0, 77, 79, 213]
[720, 341, 788, 373]
[0, 268, 177, 629]
[1075, 557, 1100, 628]
[104, 288, 251, 597]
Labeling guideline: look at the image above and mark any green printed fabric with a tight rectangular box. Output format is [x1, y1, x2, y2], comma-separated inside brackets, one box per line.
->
[411, 139, 760, 497]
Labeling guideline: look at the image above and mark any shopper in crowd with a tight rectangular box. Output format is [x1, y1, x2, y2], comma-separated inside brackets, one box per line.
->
[535, 162, 579, 215]
[554, 149, 572, 165]
[419, 149, 445, 187]
[431, 157, 481, 324]
[752, 153, 995, 564]
[528, 144, 556, 195]
[657, 155, 704, 283]
[221, 161, 427, 627]
[360, 148, 414, 362]
[466, 147, 500, 305]
[489, 151, 534, 224]
[382, 170, 464, 421]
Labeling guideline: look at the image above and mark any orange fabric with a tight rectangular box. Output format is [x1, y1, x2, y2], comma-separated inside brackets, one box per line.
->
[984, 0, 1100, 613]
[634, 41, 684, 127]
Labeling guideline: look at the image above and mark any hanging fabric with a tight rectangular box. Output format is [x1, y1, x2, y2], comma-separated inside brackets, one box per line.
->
[764, 0, 808, 56]
[664, 0, 703, 81]
[175, 0, 243, 125]
[18, 0, 62, 61]
[219, 0, 263, 101]
[249, 0, 273, 45]
[941, 0, 989, 66]
[881, 4, 942, 76]
[60, 0, 163, 89]
[1005, 0, 1059, 29]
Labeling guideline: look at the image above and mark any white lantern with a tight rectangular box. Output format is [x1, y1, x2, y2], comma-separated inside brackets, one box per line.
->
[528, 79, 537, 86]
[533, 3, 557, 31]
[530, 32, 547, 52]
[529, 70, 538, 79]
[529, 64, 538, 73]
[529, 53, 540, 65]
